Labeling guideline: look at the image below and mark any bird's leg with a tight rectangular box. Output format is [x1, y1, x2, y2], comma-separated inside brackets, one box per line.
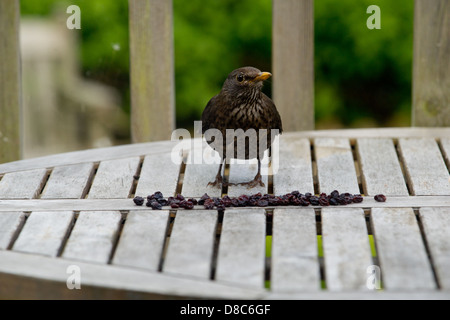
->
[207, 159, 224, 188]
[233, 158, 265, 188]
[246, 157, 265, 188]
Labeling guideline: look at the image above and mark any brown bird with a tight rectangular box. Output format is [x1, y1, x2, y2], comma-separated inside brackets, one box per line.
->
[201, 66, 283, 188]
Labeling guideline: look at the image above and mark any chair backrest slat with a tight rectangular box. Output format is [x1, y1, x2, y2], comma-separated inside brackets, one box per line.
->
[412, 0, 450, 127]
[0, 0, 22, 163]
[272, 0, 315, 132]
[129, 0, 175, 143]
[1, 0, 449, 163]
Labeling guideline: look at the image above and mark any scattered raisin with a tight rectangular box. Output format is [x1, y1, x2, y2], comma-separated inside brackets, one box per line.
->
[203, 198, 215, 210]
[330, 190, 340, 198]
[133, 196, 145, 206]
[329, 197, 339, 206]
[133, 189, 365, 210]
[256, 199, 269, 207]
[374, 194, 386, 202]
[153, 191, 163, 199]
[309, 196, 320, 206]
[198, 193, 210, 205]
[184, 200, 194, 210]
[148, 200, 162, 210]
[319, 197, 330, 206]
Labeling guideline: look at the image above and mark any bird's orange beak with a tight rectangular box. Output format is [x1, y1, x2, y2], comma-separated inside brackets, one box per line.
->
[252, 72, 272, 82]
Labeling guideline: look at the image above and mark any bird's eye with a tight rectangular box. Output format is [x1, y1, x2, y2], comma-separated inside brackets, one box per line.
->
[236, 74, 244, 82]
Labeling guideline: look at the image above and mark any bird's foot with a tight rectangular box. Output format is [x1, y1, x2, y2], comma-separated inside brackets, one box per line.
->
[232, 173, 265, 189]
[207, 174, 223, 188]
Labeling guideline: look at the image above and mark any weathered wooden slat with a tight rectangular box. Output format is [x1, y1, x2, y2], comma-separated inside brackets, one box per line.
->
[113, 210, 169, 271]
[129, 0, 175, 142]
[0, 168, 47, 199]
[314, 138, 360, 194]
[215, 209, 266, 288]
[227, 157, 269, 197]
[418, 207, 450, 289]
[62, 211, 122, 263]
[135, 152, 181, 197]
[271, 208, 319, 291]
[164, 210, 217, 279]
[398, 138, 450, 195]
[321, 207, 373, 291]
[87, 157, 140, 199]
[0, 0, 21, 163]
[412, 0, 450, 126]
[1, 196, 450, 212]
[0, 140, 177, 174]
[272, 0, 314, 131]
[0, 250, 265, 299]
[267, 290, 450, 300]
[41, 163, 94, 199]
[283, 128, 450, 140]
[13, 211, 74, 257]
[356, 138, 409, 196]
[181, 147, 222, 198]
[273, 136, 314, 195]
[0, 212, 26, 249]
[371, 207, 436, 290]
[1, 248, 450, 299]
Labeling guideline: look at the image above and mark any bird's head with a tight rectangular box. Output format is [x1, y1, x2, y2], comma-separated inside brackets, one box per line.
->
[222, 66, 272, 96]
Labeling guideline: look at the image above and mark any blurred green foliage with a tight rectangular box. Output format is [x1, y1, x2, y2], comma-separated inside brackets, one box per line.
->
[21, 0, 413, 132]
[315, 0, 413, 128]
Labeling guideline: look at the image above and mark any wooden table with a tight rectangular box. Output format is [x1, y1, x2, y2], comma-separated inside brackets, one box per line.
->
[0, 128, 449, 299]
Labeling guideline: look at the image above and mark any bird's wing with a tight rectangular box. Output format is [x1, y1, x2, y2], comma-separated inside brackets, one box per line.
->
[262, 94, 283, 133]
[201, 95, 219, 133]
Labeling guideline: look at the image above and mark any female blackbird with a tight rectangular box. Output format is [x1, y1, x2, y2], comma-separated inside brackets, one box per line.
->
[201, 66, 283, 188]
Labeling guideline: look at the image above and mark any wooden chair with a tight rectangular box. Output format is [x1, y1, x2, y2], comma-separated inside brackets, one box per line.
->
[2, 0, 449, 162]
[0, 0, 449, 300]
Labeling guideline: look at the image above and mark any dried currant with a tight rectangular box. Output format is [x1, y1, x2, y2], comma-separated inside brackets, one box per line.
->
[353, 194, 363, 203]
[133, 196, 145, 206]
[175, 193, 185, 201]
[330, 190, 340, 198]
[149, 200, 162, 210]
[329, 197, 339, 206]
[184, 200, 194, 209]
[198, 193, 210, 205]
[309, 196, 320, 206]
[319, 197, 330, 206]
[374, 194, 386, 202]
[153, 191, 164, 199]
[256, 199, 269, 207]
[203, 198, 215, 210]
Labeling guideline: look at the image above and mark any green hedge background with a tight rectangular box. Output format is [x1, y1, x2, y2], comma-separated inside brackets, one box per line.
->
[21, 0, 414, 133]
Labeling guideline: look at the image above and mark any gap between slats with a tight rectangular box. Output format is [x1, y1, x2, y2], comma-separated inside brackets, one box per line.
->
[437, 138, 450, 174]
[413, 208, 441, 289]
[392, 140, 413, 196]
[81, 162, 99, 199]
